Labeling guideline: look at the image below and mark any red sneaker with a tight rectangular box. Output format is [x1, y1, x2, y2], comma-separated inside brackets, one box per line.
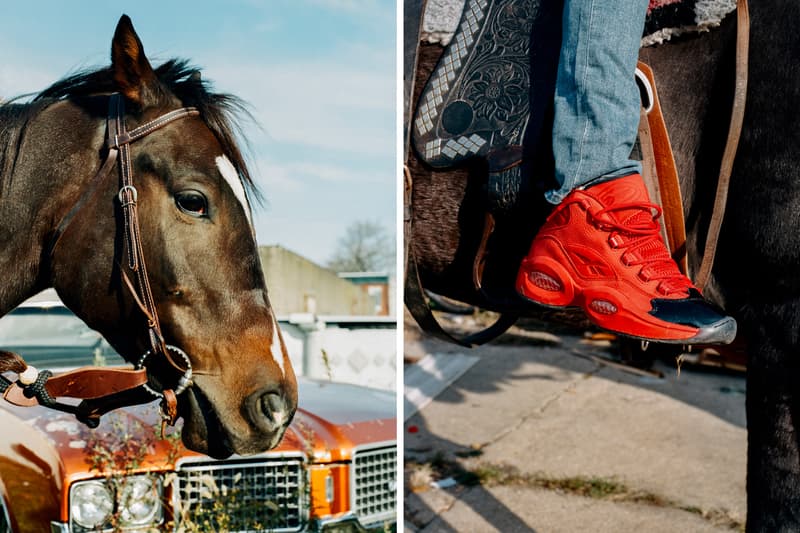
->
[516, 173, 736, 344]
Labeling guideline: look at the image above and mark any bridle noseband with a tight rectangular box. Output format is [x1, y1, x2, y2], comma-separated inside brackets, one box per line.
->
[1, 93, 201, 428]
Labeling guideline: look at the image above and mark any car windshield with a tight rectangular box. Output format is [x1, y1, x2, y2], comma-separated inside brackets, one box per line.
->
[0, 306, 127, 369]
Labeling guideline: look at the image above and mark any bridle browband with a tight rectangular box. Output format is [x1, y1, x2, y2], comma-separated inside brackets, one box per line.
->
[1, 93, 200, 428]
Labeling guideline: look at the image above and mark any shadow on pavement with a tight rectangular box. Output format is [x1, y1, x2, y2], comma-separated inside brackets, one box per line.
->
[403, 313, 746, 531]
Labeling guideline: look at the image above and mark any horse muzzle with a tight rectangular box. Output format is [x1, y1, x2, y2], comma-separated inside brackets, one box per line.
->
[245, 386, 296, 439]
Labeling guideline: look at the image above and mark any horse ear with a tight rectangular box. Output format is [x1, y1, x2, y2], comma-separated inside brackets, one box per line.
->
[110, 15, 157, 105]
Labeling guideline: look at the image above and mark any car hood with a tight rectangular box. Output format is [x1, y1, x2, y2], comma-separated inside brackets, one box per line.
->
[0, 377, 395, 481]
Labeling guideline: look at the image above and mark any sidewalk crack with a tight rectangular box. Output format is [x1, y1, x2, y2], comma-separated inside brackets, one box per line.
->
[478, 362, 602, 449]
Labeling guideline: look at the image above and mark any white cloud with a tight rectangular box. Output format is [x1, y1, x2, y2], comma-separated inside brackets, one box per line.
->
[285, 161, 384, 184]
[255, 158, 389, 194]
[304, 0, 391, 14]
[206, 60, 395, 157]
[255, 160, 308, 193]
[246, 0, 393, 19]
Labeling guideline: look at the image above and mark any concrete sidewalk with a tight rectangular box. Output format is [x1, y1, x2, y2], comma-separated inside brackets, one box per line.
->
[404, 320, 747, 532]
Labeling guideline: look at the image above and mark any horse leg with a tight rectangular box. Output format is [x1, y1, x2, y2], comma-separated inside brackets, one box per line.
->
[745, 313, 800, 530]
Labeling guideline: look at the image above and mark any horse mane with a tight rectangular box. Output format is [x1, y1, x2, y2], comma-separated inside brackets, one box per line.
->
[0, 59, 260, 201]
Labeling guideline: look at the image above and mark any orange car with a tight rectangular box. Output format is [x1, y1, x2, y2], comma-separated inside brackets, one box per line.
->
[0, 293, 397, 532]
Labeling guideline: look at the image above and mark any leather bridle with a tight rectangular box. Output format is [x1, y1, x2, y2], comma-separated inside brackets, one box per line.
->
[1, 93, 201, 428]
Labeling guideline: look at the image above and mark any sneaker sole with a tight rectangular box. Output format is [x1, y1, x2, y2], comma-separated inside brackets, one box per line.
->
[517, 268, 738, 345]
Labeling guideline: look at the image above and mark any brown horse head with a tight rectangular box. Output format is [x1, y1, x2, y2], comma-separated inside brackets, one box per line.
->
[25, 16, 298, 458]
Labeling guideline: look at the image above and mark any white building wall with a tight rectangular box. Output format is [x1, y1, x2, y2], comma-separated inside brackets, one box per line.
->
[279, 315, 396, 391]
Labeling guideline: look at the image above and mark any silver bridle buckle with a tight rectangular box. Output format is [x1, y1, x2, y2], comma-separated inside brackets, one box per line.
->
[118, 185, 138, 207]
[136, 344, 193, 399]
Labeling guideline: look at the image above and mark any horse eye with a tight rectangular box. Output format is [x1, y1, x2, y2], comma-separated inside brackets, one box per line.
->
[175, 190, 208, 217]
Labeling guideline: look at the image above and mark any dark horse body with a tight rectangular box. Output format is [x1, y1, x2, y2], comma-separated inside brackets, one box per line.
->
[0, 17, 297, 459]
[410, 1, 800, 528]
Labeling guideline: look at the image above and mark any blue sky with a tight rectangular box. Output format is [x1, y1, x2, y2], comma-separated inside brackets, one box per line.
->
[0, 0, 397, 267]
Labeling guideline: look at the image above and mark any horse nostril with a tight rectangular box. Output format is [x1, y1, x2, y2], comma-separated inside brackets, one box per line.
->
[246, 388, 294, 435]
[259, 391, 289, 429]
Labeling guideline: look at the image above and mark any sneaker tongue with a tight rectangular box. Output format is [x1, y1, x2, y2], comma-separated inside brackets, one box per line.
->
[586, 174, 651, 224]
[586, 174, 692, 297]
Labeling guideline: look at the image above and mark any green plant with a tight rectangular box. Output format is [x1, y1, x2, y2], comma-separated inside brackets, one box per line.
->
[81, 409, 176, 531]
[166, 470, 292, 532]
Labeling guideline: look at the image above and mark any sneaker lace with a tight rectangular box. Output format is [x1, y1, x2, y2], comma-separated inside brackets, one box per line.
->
[587, 201, 693, 296]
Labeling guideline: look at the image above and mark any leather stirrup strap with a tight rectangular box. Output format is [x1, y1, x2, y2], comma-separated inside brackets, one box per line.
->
[472, 213, 495, 290]
[694, 0, 749, 290]
[637, 106, 670, 257]
[636, 62, 689, 275]
[405, 249, 519, 348]
[404, 166, 414, 276]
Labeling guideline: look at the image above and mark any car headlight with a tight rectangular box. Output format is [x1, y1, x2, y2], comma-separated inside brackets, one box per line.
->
[70, 481, 114, 529]
[70, 475, 163, 531]
[118, 475, 162, 527]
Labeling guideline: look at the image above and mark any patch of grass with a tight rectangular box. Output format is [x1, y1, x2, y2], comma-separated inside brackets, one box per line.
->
[472, 462, 632, 500]
[471, 462, 520, 486]
[540, 476, 628, 499]
[408, 456, 744, 531]
[470, 461, 744, 530]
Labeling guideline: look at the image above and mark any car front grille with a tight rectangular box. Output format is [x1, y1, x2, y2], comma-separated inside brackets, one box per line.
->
[351, 444, 397, 526]
[174, 456, 305, 532]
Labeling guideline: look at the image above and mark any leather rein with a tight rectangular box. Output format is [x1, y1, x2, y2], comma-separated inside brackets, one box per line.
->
[0, 93, 199, 428]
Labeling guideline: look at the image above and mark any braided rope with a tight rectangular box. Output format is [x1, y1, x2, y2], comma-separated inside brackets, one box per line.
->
[0, 375, 11, 393]
[22, 370, 55, 406]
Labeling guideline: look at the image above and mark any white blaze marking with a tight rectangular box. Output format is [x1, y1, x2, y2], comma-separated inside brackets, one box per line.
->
[270, 311, 286, 375]
[215, 155, 252, 225]
[217, 156, 282, 375]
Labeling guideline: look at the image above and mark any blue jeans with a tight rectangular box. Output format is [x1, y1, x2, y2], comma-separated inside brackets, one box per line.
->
[546, 0, 649, 204]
